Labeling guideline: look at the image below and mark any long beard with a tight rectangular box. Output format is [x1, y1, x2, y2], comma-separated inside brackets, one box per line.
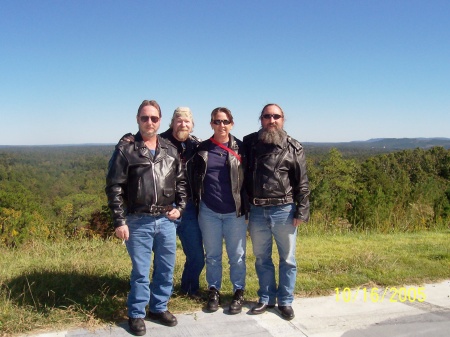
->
[175, 130, 190, 141]
[258, 128, 286, 146]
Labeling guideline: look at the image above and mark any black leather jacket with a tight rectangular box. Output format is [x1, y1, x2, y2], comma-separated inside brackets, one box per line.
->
[159, 128, 200, 199]
[105, 132, 187, 228]
[193, 134, 246, 217]
[243, 131, 310, 222]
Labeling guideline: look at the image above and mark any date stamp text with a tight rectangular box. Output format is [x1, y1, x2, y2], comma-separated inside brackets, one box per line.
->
[335, 286, 426, 303]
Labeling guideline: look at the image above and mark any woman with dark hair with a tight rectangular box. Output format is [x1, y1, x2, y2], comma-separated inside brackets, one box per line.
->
[193, 107, 247, 315]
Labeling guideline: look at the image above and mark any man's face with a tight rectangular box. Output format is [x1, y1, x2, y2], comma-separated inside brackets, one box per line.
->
[172, 116, 193, 142]
[137, 105, 161, 139]
[261, 105, 284, 131]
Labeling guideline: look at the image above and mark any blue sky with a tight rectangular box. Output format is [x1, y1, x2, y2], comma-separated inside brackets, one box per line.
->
[1, 0, 449, 145]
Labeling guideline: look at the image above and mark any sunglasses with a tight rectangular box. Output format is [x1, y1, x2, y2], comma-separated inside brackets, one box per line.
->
[139, 115, 160, 123]
[212, 119, 231, 125]
[262, 114, 283, 120]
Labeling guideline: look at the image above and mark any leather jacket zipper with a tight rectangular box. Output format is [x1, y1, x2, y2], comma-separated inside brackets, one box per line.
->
[151, 161, 157, 205]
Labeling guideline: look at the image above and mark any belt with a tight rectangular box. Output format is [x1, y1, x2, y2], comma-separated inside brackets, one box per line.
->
[132, 205, 174, 216]
[149, 205, 173, 215]
[252, 196, 293, 206]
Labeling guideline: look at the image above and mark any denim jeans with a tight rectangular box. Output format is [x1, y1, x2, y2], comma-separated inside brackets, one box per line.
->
[176, 200, 205, 294]
[198, 201, 247, 292]
[248, 203, 297, 306]
[125, 213, 177, 318]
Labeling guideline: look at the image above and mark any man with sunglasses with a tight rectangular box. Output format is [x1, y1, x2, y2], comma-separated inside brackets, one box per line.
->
[119, 107, 205, 301]
[243, 103, 310, 321]
[106, 100, 187, 335]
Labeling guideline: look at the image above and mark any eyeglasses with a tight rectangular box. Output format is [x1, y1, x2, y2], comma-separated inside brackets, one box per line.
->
[212, 119, 231, 125]
[139, 115, 160, 123]
[262, 114, 283, 120]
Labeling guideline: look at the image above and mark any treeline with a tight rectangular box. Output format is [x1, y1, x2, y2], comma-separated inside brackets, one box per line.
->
[308, 147, 450, 232]
[0, 145, 449, 246]
[0, 146, 113, 246]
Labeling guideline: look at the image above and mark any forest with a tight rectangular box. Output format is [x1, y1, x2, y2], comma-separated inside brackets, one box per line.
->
[0, 144, 449, 247]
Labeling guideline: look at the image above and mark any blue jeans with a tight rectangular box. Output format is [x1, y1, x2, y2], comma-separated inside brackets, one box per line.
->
[176, 200, 205, 294]
[125, 213, 177, 318]
[198, 201, 247, 292]
[248, 203, 297, 306]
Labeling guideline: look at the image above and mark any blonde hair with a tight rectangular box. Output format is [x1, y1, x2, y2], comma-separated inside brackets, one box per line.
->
[170, 107, 194, 129]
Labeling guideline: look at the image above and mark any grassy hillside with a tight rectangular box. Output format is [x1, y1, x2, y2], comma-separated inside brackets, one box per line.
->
[1, 231, 449, 336]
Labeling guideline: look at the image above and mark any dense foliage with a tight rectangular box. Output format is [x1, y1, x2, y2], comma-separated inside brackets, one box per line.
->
[0, 145, 449, 246]
[308, 147, 450, 232]
[0, 146, 113, 246]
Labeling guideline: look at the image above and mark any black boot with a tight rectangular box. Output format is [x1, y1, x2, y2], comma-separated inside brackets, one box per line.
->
[207, 287, 220, 312]
[229, 289, 244, 314]
[250, 302, 275, 314]
[147, 310, 178, 327]
[128, 317, 146, 336]
[278, 305, 295, 320]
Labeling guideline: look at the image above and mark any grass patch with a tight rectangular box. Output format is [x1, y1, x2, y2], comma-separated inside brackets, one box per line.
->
[1, 231, 449, 336]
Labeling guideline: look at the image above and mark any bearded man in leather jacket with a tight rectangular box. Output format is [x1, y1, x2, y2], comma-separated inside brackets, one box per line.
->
[158, 107, 205, 300]
[105, 100, 187, 335]
[243, 103, 310, 321]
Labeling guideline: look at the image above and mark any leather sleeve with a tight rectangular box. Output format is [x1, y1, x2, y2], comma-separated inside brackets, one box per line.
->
[174, 151, 188, 216]
[292, 146, 310, 222]
[105, 148, 128, 228]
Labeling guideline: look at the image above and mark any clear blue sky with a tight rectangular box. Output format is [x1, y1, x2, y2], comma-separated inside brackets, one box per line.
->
[1, 0, 449, 145]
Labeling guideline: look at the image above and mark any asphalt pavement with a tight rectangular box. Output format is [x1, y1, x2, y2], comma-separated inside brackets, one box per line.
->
[21, 279, 450, 337]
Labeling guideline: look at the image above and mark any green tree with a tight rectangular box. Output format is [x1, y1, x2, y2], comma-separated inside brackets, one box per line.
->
[310, 148, 359, 228]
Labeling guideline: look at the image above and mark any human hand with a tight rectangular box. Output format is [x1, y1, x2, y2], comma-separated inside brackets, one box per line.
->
[115, 225, 129, 241]
[293, 219, 304, 227]
[166, 208, 181, 220]
[120, 133, 135, 143]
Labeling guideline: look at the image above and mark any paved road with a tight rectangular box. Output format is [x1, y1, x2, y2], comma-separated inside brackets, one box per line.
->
[21, 280, 450, 337]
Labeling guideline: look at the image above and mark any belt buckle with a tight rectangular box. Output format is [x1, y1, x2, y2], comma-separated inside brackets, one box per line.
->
[150, 205, 162, 214]
[253, 198, 266, 206]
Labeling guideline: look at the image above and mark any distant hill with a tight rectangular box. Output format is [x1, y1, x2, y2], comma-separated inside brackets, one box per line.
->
[304, 137, 450, 150]
[302, 138, 450, 158]
[1, 138, 449, 153]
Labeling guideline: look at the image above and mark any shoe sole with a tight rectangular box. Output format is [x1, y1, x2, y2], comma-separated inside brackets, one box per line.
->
[129, 329, 146, 336]
[250, 305, 275, 315]
[281, 314, 295, 320]
[147, 313, 178, 327]
[128, 324, 146, 336]
[229, 308, 242, 314]
[148, 318, 178, 327]
[206, 306, 219, 312]
[250, 309, 266, 315]
[279, 310, 295, 320]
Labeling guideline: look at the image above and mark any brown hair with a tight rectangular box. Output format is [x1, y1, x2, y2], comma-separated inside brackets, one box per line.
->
[137, 100, 162, 117]
[259, 103, 284, 119]
[210, 107, 234, 124]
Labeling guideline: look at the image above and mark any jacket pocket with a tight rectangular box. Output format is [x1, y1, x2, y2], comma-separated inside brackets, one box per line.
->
[162, 188, 174, 198]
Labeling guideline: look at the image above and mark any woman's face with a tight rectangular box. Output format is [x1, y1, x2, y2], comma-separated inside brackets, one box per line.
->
[210, 111, 233, 139]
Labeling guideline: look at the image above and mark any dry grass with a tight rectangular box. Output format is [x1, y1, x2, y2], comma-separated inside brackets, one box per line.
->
[1, 230, 449, 336]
